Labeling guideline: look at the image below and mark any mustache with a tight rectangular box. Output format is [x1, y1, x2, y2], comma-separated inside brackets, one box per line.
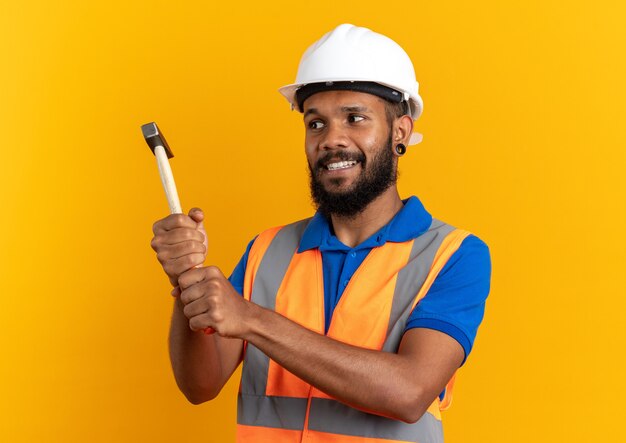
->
[314, 151, 366, 170]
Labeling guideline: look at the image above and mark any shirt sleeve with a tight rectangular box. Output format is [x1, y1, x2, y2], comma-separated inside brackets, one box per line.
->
[404, 234, 491, 366]
[228, 236, 257, 296]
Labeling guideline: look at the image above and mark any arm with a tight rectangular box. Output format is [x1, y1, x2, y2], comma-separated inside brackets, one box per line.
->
[178, 266, 464, 422]
[406, 234, 492, 367]
[151, 208, 243, 404]
[168, 297, 243, 404]
[244, 305, 463, 423]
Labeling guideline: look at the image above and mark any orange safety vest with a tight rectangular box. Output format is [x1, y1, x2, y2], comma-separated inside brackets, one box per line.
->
[237, 217, 470, 443]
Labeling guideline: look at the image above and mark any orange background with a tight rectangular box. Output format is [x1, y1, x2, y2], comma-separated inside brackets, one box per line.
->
[1, 1, 625, 441]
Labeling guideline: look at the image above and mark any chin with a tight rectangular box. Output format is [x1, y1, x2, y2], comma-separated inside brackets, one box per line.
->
[325, 180, 355, 193]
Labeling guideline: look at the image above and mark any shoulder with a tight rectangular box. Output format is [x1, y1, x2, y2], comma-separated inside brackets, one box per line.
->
[417, 218, 492, 306]
[438, 231, 491, 280]
[427, 218, 490, 267]
[406, 229, 491, 363]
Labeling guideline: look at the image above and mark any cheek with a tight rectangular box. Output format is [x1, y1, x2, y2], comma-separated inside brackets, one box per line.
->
[304, 143, 316, 167]
[304, 132, 318, 149]
[359, 135, 387, 157]
[354, 123, 388, 147]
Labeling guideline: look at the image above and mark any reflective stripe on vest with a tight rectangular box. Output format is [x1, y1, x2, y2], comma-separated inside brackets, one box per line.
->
[238, 218, 470, 443]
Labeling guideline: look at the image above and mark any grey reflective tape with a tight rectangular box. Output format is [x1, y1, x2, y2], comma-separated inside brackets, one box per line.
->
[241, 344, 270, 395]
[308, 398, 443, 442]
[239, 217, 449, 440]
[237, 393, 308, 431]
[383, 219, 456, 353]
[241, 219, 311, 396]
[250, 219, 311, 310]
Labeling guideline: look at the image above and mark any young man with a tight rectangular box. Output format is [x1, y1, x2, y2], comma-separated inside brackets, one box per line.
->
[151, 24, 491, 443]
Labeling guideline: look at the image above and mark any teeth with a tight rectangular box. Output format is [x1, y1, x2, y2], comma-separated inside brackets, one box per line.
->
[327, 161, 357, 171]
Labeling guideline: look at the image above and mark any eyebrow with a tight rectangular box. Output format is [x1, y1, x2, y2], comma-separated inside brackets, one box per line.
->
[341, 105, 371, 113]
[303, 108, 318, 119]
[303, 105, 371, 119]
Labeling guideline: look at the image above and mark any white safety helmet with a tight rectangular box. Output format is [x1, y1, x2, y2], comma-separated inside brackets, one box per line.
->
[279, 24, 424, 145]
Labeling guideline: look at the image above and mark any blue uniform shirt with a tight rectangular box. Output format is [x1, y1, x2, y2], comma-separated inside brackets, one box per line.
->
[229, 196, 491, 366]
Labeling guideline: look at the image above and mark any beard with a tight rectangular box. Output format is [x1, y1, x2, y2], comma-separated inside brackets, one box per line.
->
[308, 133, 397, 219]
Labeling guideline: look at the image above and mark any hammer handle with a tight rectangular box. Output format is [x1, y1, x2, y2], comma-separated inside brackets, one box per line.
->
[154, 145, 182, 214]
[154, 145, 215, 335]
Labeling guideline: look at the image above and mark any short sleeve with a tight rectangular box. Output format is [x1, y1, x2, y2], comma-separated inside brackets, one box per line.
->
[404, 234, 491, 365]
[228, 237, 257, 296]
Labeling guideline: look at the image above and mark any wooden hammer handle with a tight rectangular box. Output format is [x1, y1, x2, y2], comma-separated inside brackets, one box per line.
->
[154, 145, 215, 335]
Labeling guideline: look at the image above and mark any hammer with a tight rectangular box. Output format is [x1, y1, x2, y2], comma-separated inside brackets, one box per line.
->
[142, 122, 214, 335]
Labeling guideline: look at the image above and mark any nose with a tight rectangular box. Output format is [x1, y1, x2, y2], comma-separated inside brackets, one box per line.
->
[319, 121, 349, 151]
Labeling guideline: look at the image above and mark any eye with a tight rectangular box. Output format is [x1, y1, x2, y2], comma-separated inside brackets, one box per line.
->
[308, 120, 325, 130]
[348, 114, 365, 123]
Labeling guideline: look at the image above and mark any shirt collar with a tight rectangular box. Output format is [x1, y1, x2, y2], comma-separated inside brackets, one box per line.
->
[298, 195, 433, 252]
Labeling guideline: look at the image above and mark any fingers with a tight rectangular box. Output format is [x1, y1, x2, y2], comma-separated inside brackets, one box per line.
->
[151, 208, 209, 299]
[153, 207, 204, 230]
[179, 269, 222, 321]
[182, 292, 210, 317]
[155, 227, 205, 246]
[162, 253, 206, 278]
[155, 239, 206, 261]
[181, 280, 225, 332]
[178, 266, 223, 291]
[189, 314, 215, 332]
[177, 266, 242, 335]
[152, 212, 199, 234]
[179, 267, 225, 321]
[151, 228, 206, 280]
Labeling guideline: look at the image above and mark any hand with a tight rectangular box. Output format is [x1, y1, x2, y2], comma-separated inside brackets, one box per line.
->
[178, 266, 253, 337]
[151, 208, 208, 294]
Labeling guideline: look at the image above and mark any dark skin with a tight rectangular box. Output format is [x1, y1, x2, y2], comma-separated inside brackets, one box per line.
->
[150, 90, 464, 422]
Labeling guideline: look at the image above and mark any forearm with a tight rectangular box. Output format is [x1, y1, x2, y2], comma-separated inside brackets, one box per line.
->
[174, 266, 460, 419]
[169, 297, 239, 404]
[243, 304, 429, 422]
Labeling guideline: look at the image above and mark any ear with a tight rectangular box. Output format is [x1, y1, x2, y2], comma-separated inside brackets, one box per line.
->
[393, 115, 414, 146]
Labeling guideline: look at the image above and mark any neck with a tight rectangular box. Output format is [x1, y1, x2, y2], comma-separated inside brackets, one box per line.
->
[329, 186, 403, 248]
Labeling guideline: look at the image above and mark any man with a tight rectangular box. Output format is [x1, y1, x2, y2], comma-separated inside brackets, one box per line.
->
[151, 24, 491, 442]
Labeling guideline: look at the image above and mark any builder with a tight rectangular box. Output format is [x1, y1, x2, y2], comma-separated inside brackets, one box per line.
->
[151, 24, 491, 443]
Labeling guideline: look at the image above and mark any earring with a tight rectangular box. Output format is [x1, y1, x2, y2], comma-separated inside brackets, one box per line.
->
[395, 143, 406, 156]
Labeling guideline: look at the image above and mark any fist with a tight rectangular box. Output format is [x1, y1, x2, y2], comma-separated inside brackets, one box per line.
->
[178, 266, 251, 338]
[151, 208, 208, 290]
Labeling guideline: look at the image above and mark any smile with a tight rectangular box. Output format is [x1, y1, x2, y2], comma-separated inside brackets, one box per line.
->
[326, 160, 359, 171]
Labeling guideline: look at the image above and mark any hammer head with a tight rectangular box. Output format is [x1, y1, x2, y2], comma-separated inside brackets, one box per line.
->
[141, 122, 174, 158]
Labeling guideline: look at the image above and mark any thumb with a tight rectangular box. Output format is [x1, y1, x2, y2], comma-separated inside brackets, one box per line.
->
[189, 207, 208, 250]
[188, 207, 204, 223]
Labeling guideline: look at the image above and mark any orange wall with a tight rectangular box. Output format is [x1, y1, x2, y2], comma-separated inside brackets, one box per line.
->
[1, 1, 625, 441]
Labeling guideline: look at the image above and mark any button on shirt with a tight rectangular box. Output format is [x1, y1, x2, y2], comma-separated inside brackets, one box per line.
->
[229, 195, 491, 366]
